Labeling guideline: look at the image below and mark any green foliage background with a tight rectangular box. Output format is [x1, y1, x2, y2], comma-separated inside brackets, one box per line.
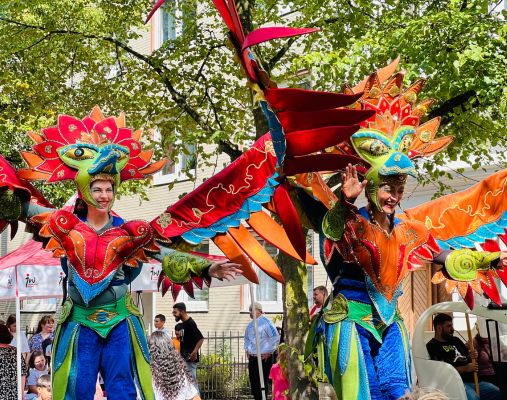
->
[0, 0, 505, 205]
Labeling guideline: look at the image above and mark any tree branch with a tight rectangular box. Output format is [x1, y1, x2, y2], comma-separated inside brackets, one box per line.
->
[267, 36, 299, 72]
[9, 32, 53, 56]
[427, 90, 478, 124]
[266, 11, 365, 72]
[218, 139, 243, 160]
[325, 173, 342, 189]
[0, 17, 244, 155]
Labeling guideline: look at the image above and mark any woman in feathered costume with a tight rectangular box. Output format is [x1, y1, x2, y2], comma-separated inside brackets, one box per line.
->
[298, 71, 507, 399]
[0, 107, 242, 400]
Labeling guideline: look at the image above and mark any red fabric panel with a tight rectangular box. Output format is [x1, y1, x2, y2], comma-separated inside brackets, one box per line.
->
[242, 48, 257, 83]
[210, 0, 235, 33]
[241, 27, 318, 50]
[265, 89, 362, 112]
[227, 0, 245, 43]
[283, 154, 362, 176]
[273, 183, 306, 261]
[277, 109, 375, 133]
[482, 239, 501, 252]
[152, 134, 277, 238]
[463, 286, 474, 309]
[413, 245, 433, 260]
[497, 267, 507, 289]
[171, 284, 182, 300]
[285, 125, 360, 156]
[0, 154, 52, 207]
[407, 253, 424, 271]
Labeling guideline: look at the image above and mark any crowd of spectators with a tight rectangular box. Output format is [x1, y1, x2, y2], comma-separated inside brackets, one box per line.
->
[0, 286, 331, 400]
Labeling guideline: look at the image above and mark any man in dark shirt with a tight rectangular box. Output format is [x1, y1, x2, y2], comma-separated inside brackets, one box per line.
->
[426, 313, 501, 400]
[173, 302, 204, 396]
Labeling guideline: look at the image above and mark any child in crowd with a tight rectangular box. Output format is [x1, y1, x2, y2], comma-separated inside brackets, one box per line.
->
[27, 351, 49, 394]
[36, 374, 52, 400]
[173, 323, 183, 352]
[41, 338, 53, 369]
[269, 345, 289, 400]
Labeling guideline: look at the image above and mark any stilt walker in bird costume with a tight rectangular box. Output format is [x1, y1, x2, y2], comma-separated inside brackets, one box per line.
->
[143, 0, 507, 399]
[296, 68, 507, 399]
[0, 107, 244, 400]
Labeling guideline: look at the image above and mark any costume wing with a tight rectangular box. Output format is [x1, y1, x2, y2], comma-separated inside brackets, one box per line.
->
[0, 154, 54, 238]
[399, 169, 507, 304]
[400, 169, 507, 250]
[149, 0, 375, 292]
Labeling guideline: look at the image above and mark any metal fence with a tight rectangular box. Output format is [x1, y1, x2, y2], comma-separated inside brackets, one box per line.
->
[196, 331, 252, 399]
[25, 327, 253, 399]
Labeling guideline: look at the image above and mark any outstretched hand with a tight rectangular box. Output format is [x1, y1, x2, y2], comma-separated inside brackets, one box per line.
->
[208, 260, 243, 281]
[499, 251, 507, 266]
[342, 164, 367, 199]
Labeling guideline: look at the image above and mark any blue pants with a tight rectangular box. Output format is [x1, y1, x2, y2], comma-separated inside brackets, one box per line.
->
[186, 361, 200, 396]
[324, 320, 412, 400]
[356, 324, 411, 400]
[464, 382, 502, 400]
[75, 321, 137, 400]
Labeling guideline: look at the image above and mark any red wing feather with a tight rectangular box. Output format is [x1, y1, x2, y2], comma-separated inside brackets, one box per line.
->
[277, 109, 375, 133]
[242, 27, 318, 50]
[273, 183, 306, 261]
[285, 126, 360, 156]
[481, 272, 502, 306]
[265, 89, 362, 112]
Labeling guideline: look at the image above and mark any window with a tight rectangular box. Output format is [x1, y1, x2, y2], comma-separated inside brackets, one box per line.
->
[154, 131, 196, 184]
[154, 0, 197, 49]
[175, 240, 209, 311]
[21, 298, 57, 313]
[279, 71, 312, 91]
[162, 1, 177, 42]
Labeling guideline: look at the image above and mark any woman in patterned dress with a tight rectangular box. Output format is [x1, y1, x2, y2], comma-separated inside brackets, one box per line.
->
[0, 324, 27, 400]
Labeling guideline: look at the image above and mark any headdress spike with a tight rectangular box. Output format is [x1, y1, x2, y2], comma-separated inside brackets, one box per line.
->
[90, 106, 104, 122]
[353, 56, 400, 92]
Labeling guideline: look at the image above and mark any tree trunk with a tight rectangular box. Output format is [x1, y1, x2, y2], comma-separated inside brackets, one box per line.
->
[252, 98, 269, 140]
[278, 251, 319, 400]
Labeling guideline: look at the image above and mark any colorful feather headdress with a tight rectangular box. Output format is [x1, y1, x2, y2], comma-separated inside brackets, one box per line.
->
[17, 106, 167, 210]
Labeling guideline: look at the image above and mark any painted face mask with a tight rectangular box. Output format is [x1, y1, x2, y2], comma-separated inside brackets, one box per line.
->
[18, 106, 167, 210]
[334, 69, 455, 211]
